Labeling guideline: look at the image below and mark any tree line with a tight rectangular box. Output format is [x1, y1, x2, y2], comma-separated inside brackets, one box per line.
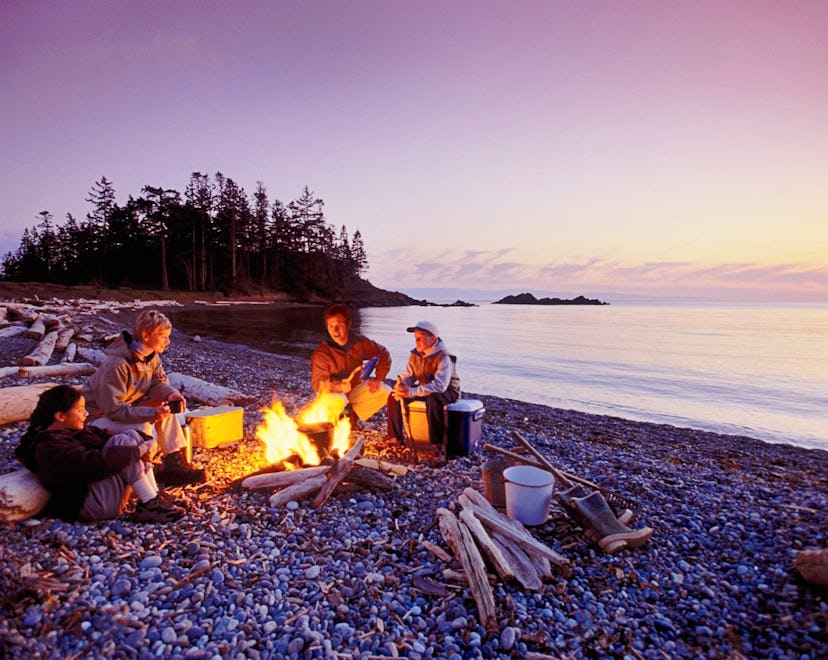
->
[1, 173, 368, 297]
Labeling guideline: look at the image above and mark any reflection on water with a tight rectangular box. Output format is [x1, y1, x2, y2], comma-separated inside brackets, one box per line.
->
[166, 302, 828, 450]
[168, 305, 335, 357]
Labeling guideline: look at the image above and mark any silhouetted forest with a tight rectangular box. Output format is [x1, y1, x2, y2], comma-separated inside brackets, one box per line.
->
[1, 173, 368, 298]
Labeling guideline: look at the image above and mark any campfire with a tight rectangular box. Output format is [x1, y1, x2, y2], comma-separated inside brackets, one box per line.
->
[256, 392, 351, 468]
[240, 391, 402, 508]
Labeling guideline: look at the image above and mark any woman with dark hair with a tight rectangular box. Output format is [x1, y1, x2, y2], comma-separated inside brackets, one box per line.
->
[15, 385, 184, 524]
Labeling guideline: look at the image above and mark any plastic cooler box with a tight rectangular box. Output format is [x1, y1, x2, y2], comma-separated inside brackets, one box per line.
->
[405, 398, 485, 455]
[445, 399, 485, 456]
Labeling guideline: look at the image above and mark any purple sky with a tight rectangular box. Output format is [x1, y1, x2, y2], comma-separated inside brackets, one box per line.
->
[2, 1, 827, 301]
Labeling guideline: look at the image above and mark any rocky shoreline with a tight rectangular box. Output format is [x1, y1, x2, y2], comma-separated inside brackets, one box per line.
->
[1, 302, 826, 659]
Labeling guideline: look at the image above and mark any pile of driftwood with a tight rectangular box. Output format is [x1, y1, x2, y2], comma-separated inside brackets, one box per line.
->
[238, 438, 408, 508]
[0, 299, 253, 412]
[433, 487, 568, 631]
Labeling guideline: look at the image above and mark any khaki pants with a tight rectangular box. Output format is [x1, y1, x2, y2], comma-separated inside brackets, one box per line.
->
[79, 431, 155, 522]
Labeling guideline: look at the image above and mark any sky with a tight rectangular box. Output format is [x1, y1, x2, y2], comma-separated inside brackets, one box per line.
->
[1, 0, 827, 302]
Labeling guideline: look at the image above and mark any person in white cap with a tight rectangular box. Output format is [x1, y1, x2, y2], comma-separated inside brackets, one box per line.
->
[386, 321, 461, 451]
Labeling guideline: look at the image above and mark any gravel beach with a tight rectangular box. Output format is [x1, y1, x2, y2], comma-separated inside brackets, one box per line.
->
[1, 301, 826, 659]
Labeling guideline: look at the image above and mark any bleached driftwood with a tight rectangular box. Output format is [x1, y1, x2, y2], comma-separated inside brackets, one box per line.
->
[23, 315, 46, 341]
[0, 468, 51, 523]
[794, 549, 828, 588]
[458, 507, 516, 583]
[0, 366, 20, 380]
[18, 363, 96, 379]
[5, 305, 38, 323]
[54, 328, 75, 352]
[0, 383, 59, 425]
[241, 465, 330, 490]
[0, 325, 27, 340]
[312, 437, 365, 507]
[76, 346, 107, 365]
[20, 331, 59, 366]
[461, 488, 566, 567]
[354, 458, 409, 476]
[167, 372, 253, 406]
[437, 507, 498, 631]
[268, 474, 328, 508]
[60, 343, 78, 363]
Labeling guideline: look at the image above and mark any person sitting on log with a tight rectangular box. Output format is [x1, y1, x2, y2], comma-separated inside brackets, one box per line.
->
[15, 385, 185, 524]
[310, 305, 392, 422]
[387, 321, 461, 457]
[82, 310, 207, 487]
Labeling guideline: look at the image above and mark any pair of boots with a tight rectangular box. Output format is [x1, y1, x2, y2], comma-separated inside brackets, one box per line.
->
[132, 491, 186, 523]
[558, 484, 653, 554]
[156, 449, 208, 487]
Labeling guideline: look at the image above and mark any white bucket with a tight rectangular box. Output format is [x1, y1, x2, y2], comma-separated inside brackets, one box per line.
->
[503, 465, 554, 526]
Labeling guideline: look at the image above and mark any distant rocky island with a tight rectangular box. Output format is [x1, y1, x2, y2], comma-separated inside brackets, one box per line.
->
[493, 292, 608, 305]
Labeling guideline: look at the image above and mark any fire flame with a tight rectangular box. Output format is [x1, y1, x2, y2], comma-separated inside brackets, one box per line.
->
[256, 392, 351, 468]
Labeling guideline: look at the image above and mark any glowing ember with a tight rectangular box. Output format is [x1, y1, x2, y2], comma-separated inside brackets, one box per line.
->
[257, 392, 351, 468]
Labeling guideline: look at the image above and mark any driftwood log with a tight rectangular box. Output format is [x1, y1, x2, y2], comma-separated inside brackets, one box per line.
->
[0, 383, 59, 425]
[167, 372, 253, 406]
[54, 328, 75, 352]
[436, 507, 498, 631]
[60, 343, 78, 363]
[0, 366, 20, 380]
[0, 325, 27, 340]
[0, 468, 51, 523]
[23, 315, 46, 341]
[76, 346, 107, 365]
[312, 437, 365, 507]
[242, 465, 330, 490]
[794, 549, 828, 588]
[269, 474, 328, 508]
[20, 330, 59, 366]
[18, 363, 96, 379]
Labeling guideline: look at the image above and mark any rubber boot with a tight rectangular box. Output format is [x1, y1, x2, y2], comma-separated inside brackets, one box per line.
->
[570, 491, 653, 554]
[156, 450, 208, 487]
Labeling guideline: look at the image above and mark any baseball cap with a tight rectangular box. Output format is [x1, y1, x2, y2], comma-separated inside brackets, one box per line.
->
[406, 321, 439, 337]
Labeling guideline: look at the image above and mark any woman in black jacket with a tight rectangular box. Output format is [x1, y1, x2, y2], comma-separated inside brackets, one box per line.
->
[16, 385, 184, 524]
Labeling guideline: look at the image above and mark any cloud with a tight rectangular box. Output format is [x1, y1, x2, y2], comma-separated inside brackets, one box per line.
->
[368, 248, 828, 301]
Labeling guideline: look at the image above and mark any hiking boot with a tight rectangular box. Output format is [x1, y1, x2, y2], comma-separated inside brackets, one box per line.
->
[131, 495, 186, 524]
[156, 450, 208, 487]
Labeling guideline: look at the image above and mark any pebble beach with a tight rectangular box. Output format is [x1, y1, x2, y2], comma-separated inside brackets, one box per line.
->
[1, 301, 826, 659]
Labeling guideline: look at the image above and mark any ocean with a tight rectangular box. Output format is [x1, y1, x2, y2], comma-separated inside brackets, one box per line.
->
[167, 302, 828, 452]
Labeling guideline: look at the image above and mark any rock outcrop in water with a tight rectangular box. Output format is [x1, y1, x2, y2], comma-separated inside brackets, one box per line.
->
[493, 292, 608, 305]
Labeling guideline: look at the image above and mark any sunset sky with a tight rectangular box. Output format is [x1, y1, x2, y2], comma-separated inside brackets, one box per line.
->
[2, 1, 826, 302]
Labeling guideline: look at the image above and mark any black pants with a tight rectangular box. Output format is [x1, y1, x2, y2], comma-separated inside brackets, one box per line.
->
[386, 390, 459, 446]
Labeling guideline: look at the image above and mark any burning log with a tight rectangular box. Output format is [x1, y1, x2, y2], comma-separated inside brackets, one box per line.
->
[436, 507, 498, 631]
[312, 437, 365, 507]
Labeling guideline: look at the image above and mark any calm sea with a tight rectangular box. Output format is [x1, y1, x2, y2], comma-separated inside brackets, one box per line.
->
[168, 303, 828, 452]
